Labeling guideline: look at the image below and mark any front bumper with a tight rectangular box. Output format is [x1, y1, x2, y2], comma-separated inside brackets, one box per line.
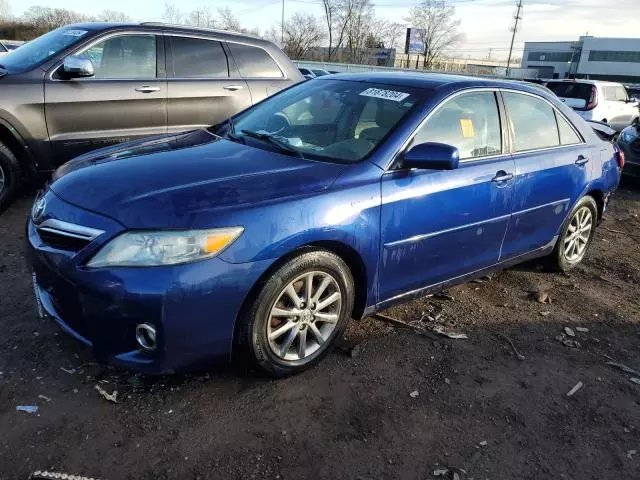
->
[26, 192, 274, 374]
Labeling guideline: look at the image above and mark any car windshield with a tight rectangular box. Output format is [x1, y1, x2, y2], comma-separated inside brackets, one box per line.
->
[228, 79, 421, 164]
[0, 26, 91, 72]
[546, 82, 593, 101]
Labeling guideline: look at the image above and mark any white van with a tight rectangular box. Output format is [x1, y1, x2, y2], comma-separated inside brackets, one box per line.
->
[546, 80, 639, 132]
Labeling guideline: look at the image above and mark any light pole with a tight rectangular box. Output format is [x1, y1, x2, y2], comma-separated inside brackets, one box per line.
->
[281, 0, 285, 44]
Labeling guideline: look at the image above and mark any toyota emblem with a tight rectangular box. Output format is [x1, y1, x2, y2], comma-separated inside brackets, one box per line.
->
[31, 196, 46, 222]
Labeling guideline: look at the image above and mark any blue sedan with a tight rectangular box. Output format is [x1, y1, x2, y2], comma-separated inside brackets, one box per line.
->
[27, 73, 622, 376]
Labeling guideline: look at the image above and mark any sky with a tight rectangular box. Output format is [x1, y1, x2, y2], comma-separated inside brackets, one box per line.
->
[9, 0, 640, 60]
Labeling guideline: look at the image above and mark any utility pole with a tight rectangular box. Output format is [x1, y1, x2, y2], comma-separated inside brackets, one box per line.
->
[281, 0, 285, 44]
[506, 0, 523, 77]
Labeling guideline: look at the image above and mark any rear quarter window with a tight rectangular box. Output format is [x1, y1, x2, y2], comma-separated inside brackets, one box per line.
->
[228, 43, 283, 78]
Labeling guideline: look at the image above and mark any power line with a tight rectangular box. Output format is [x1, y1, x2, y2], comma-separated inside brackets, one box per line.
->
[506, 0, 523, 76]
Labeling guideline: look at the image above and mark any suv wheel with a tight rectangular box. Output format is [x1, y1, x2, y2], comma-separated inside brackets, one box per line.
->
[240, 250, 354, 377]
[550, 196, 598, 272]
[0, 142, 21, 214]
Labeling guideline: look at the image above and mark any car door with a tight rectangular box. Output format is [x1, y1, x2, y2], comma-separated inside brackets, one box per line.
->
[165, 34, 251, 134]
[499, 91, 592, 259]
[379, 90, 515, 302]
[44, 32, 167, 166]
[226, 41, 294, 104]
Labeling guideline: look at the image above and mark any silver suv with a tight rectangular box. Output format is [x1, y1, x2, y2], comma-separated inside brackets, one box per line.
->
[0, 22, 303, 212]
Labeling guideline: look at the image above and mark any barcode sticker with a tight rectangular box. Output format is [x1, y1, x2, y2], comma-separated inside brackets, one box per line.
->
[360, 88, 410, 102]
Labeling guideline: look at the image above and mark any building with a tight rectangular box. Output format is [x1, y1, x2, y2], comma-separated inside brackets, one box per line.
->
[522, 36, 640, 82]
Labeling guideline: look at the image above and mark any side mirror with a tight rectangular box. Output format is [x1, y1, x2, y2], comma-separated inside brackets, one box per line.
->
[402, 142, 460, 170]
[62, 55, 94, 78]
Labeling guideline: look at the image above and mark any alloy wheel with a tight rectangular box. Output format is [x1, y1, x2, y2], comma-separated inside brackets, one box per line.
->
[564, 206, 593, 262]
[267, 271, 342, 361]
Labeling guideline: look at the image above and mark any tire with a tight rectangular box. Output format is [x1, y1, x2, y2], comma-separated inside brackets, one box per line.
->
[549, 195, 598, 272]
[0, 141, 21, 215]
[239, 250, 354, 377]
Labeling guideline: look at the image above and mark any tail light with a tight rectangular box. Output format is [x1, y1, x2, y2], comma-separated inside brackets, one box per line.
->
[586, 86, 598, 111]
[616, 148, 625, 169]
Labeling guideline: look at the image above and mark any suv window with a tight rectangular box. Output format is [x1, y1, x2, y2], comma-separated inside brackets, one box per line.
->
[228, 43, 283, 78]
[169, 36, 228, 78]
[555, 112, 582, 145]
[412, 91, 502, 159]
[504, 92, 559, 152]
[614, 85, 628, 101]
[84, 35, 156, 79]
[603, 86, 617, 101]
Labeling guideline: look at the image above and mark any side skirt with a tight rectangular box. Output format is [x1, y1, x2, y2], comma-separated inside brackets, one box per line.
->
[364, 236, 558, 316]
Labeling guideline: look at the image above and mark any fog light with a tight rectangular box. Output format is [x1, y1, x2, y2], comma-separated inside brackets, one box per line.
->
[136, 323, 157, 351]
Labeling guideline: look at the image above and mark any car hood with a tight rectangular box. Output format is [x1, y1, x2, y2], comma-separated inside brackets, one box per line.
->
[50, 130, 348, 229]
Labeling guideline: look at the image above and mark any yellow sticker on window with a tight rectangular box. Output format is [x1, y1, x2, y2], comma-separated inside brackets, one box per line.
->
[460, 118, 475, 138]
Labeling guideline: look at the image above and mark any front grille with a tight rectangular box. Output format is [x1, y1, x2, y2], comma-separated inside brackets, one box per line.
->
[38, 229, 92, 252]
[35, 219, 105, 253]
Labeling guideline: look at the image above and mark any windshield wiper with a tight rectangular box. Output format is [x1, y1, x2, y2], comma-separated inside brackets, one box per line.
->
[240, 130, 304, 158]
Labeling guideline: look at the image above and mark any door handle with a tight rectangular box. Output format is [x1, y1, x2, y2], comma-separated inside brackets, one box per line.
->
[223, 85, 244, 92]
[135, 86, 161, 93]
[575, 155, 589, 166]
[492, 172, 514, 183]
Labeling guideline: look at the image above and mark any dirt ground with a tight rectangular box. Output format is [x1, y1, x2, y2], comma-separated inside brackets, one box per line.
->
[1, 183, 639, 480]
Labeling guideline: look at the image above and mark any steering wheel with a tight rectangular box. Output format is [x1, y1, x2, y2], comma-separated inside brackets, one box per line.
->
[265, 112, 290, 135]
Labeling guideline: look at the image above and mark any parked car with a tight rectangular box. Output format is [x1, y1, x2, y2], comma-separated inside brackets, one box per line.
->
[0, 40, 9, 57]
[617, 121, 640, 177]
[546, 79, 639, 132]
[298, 67, 315, 79]
[0, 23, 303, 213]
[27, 73, 622, 377]
[311, 68, 331, 77]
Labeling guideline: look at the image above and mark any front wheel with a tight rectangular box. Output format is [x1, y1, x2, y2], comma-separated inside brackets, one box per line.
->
[239, 250, 354, 377]
[0, 142, 21, 214]
[550, 196, 598, 271]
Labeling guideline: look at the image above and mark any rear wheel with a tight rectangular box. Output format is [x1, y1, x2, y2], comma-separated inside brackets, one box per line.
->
[0, 142, 20, 214]
[549, 196, 598, 272]
[240, 250, 354, 377]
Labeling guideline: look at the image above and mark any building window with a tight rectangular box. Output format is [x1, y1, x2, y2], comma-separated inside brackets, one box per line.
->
[588, 50, 640, 63]
[527, 51, 573, 62]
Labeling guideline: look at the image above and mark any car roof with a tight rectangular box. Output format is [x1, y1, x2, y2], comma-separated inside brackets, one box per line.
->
[319, 71, 550, 94]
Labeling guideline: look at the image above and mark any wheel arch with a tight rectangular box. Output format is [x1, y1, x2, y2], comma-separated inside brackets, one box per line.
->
[585, 188, 604, 223]
[0, 119, 36, 178]
[231, 240, 370, 353]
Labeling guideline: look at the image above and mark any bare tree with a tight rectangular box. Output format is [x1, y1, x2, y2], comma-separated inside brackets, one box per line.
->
[343, 0, 374, 63]
[217, 7, 241, 32]
[22, 6, 88, 29]
[407, 0, 464, 69]
[98, 10, 131, 22]
[186, 6, 215, 28]
[162, 2, 183, 24]
[0, 0, 12, 22]
[281, 12, 324, 60]
[371, 18, 405, 50]
[321, 0, 350, 60]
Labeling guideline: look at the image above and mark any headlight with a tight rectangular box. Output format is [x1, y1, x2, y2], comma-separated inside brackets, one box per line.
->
[620, 130, 637, 144]
[87, 227, 244, 268]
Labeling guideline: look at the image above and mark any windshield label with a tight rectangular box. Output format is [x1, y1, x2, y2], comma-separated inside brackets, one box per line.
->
[64, 29, 88, 37]
[360, 88, 410, 102]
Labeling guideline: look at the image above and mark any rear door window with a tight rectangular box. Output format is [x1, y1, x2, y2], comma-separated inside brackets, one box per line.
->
[411, 91, 502, 159]
[504, 92, 560, 152]
[169, 36, 228, 78]
[614, 86, 629, 101]
[228, 43, 283, 78]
